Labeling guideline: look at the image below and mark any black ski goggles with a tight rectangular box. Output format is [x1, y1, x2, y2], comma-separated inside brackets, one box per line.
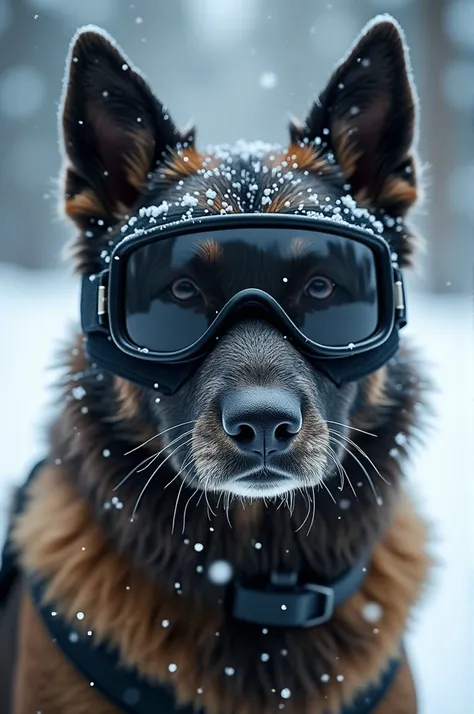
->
[81, 214, 406, 393]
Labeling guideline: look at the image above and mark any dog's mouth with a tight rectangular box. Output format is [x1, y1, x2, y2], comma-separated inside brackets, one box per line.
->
[226, 467, 299, 498]
[201, 457, 324, 498]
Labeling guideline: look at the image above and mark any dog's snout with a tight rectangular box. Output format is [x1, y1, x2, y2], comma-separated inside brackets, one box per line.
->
[221, 388, 302, 457]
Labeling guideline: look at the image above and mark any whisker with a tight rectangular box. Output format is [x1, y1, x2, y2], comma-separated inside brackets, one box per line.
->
[326, 420, 377, 438]
[136, 429, 194, 473]
[224, 492, 233, 529]
[113, 452, 158, 492]
[163, 449, 194, 490]
[124, 420, 197, 455]
[329, 429, 390, 486]
[294, 489, 312, 533]
[321, 479, 336, 504]
[328, 438, 358, 498]
[181, 489, 199, 534]
[330, 436, 381, 504]
[328, 444, 355, 496]
[289, 490, 296, 516]
[204, 488, 217, 518]
[131, 438, 193, 521]
[326, 444, 345, 490]
[171, 478, 186, 534]
[115, 429, 194, 491]
[307, 485, 317, 536]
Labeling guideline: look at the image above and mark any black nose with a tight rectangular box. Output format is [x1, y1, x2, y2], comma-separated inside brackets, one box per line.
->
[221, 388, 302, 458]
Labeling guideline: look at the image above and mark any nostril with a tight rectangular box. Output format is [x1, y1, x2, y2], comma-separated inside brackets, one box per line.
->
[232, 424, 256, 446]
[274, 422, 297, 443]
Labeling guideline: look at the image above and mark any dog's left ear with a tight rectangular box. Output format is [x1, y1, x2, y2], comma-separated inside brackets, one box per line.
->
[61, 27, 183, 229]
[293, 16, 418, 214]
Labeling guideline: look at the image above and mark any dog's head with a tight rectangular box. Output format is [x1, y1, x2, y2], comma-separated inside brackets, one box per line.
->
[60, 17, 419, 503]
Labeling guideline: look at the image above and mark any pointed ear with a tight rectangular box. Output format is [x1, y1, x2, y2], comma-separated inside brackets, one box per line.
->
[296, 16, 418, 214]
[61, 27, 183, 228]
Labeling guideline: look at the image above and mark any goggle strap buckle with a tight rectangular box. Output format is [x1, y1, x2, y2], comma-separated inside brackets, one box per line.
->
[393, 268, 407, 329]
[81, 270, 109, 334]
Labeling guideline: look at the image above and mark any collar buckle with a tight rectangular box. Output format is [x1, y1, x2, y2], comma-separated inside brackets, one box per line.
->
[232, 571, 335, 629]
[303, 583, 335, 627]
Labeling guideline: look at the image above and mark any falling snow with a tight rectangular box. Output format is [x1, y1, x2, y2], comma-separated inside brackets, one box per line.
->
[362, 601, 384, 623]
[72, 386, 86, 400]
[207, 560, 234, 585]
[259, 71, 278, 89]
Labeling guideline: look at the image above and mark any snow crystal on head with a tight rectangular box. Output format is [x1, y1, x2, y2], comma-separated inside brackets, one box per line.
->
[96, 138, 403, 268]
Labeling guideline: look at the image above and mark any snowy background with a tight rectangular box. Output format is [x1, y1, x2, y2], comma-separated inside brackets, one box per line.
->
[0, 0, 473, 712]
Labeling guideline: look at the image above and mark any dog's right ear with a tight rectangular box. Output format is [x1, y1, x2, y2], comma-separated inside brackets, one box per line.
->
[61, 27, 182, 231]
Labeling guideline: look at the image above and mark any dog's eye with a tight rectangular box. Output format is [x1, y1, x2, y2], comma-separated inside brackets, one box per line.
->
[170, 278, 201, 301]
[304, 276, 335, 300]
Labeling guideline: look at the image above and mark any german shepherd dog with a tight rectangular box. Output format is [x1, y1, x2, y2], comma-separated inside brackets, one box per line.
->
[2, 14, 430, 714]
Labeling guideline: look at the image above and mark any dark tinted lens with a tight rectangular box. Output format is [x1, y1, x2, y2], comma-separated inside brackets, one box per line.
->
[123, 224, 379, 353]
[125, 238, 211, 353]
[296, 238, 378, 346]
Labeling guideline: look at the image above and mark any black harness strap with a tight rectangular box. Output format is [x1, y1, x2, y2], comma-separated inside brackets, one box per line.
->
[0, 462, 401, 714]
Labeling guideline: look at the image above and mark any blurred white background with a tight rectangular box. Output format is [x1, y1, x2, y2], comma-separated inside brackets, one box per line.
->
[0, 1, 473, 712]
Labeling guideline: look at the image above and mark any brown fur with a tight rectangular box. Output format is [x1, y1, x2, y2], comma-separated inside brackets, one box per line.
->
[271, 146, 330, 176]
[14, 589, 116, 714]
[12, 465, 428, 714]
[114, 377, 146, 422]
[162, 147, 207, 180]
[125, 130, 157, 192]
[364, 369, 389, 408]
[372, 658, 416, 714]
[377, 177, 418, 215]
[65, 187, 106, 223]
[330, 122, 360, 186]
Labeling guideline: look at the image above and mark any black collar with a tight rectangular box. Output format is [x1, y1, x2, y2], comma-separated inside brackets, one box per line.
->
[3, 461, 401, 713]
[232, 559, 369, 628]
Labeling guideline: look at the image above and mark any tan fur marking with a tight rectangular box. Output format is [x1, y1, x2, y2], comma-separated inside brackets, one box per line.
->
[365, 367, 389, 408]
[162, 148, 206, 180]
[114, 377, 143, 422]
[351, 367, 396, 432]
[331, 122, 360, 179]
[13, 466, 429, 714]
[271, 145, 329, 174]
[65, 190, 105, 221]
[125, 131, 154, 191]
[379, 178, 417, 209]
[262, 190, 296, 213]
